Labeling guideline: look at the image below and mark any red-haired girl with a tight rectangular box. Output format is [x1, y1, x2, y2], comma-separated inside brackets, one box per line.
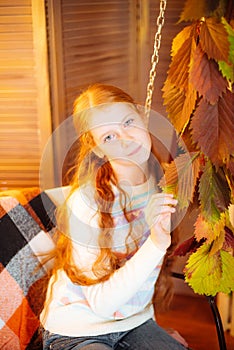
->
[40, 84, 188, 349]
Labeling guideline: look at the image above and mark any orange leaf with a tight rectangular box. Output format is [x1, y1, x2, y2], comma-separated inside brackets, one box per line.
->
[195, 212, 226, 245]
[168, 36, 196, 92]
[194, 214, 212, 241]
[190, 44, 228, 104]
[162, 80, 196, 134]
[200, 18, 230, 63]
[171, 24, 196, 57]
[162, 80, 186, 133]
[159, 151, 201, 209]
[191, 90, 234, 165]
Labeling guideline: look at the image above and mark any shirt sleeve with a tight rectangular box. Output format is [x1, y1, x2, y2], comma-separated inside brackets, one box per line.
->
[67, 188, 166, 318]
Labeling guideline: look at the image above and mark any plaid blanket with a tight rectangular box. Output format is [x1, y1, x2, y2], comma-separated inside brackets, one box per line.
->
[0, 188, 57, 350]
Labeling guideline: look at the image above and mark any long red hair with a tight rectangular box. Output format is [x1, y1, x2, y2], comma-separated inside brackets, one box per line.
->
[46, 83, 177, 312]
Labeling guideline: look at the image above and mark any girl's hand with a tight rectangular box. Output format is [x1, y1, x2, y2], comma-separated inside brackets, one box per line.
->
[144, 193, 177, 251]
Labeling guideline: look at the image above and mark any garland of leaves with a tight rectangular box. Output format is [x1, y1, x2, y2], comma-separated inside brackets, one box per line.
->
[160, 0, 234, 296]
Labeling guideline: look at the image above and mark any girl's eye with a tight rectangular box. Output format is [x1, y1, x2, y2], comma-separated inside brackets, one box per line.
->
[124, 118, 134, 128]
[103, 134, 116, 143]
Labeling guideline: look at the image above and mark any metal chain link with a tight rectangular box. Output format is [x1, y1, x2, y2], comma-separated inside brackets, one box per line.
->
[145, 0, 167, 118]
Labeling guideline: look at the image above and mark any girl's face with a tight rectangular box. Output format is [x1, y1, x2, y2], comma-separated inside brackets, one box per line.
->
[88, 103, 152, 169]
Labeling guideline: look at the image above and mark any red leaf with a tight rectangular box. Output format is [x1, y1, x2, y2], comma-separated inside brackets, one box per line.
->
[200, 18, 230, 63]
[190, 44, 228, 104]
[224, 226, 234, 249]
[191, 90, 234, 165]
[173, 236, 205, 256]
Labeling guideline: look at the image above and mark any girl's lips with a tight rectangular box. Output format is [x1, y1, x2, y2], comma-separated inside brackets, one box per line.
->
[127, 144, 142, 156]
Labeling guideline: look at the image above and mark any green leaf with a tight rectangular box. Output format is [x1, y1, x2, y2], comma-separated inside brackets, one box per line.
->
[191, 89, 234, 166]
[219, 250, 234, 294]
[218, 61, 234, 83]
[184, 243, 222, 296]
[199, 162, 230, 223]
[159, 152, 201, 209]
[185, 244, 234, 295]
[218, 18, 234, 82]
[189, 44, 228, 104]
[221, 17, 234, 64]
[200, 18, 230, 63]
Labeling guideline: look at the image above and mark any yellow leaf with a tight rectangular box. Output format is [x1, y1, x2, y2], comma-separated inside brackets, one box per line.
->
[210, 231, 225, 256]
[172, 24, 196, 57]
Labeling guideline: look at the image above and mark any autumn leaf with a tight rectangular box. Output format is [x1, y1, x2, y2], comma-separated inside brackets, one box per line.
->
[179, 0, 220, 22]
[159, 151, 201, 209]
[199, 162, 230, 223]
[162, 81, 186, 133]
[173, 235, 205, 256]
[218, 18, 234, 83]
[167, 36, 196, 93]
[194, 214, 212, 241]
[184, 243, 222, 296]
[171, 24, 196, 57]
[194, 212, 226, 245]
[227, 156, 234, 177]
[179, 124, 199, 153]
[218, 61, 234, 83]
[209, 231, 225, 256]
[224, 226, 234, 250]
[200, 18, 230, 63]
[191, 89, 234, 165]
[184, 243, 234, 295]
[222, 17, 234, 64]
[190, 44, 228, 104]
[163, 80, 196, 134]
[219, 250, 234, 294]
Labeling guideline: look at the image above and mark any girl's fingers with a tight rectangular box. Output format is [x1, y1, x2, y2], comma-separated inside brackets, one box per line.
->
[148, 193, 178, 207]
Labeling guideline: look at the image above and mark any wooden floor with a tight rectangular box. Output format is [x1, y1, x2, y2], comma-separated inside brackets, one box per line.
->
[157, 294, 234, 350]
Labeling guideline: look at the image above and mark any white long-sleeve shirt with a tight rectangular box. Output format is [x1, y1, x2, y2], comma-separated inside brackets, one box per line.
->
[40, 178, 166, 336]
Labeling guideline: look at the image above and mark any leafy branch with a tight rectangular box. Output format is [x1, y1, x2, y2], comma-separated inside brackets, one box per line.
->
[160, 0, 234, 296]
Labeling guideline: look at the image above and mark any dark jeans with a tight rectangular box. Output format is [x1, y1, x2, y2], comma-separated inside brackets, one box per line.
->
[42, 318, 187, 349]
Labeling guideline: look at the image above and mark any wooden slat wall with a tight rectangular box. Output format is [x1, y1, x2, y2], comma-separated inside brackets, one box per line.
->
[0, 0, 52, 191]
[60, 0, 137, 118]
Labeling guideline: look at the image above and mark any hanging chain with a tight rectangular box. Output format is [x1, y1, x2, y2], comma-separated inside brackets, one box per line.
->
[145, 0, 167, 118]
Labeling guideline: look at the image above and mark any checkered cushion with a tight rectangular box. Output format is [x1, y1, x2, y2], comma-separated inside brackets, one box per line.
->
[0, 188, 56, 350]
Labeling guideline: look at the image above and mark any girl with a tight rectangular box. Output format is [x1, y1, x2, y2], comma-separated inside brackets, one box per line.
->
[40, 84, 188, 349]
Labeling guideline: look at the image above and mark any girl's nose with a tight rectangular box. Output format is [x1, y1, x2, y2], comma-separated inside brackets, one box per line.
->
[120, 137, 135, 149]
